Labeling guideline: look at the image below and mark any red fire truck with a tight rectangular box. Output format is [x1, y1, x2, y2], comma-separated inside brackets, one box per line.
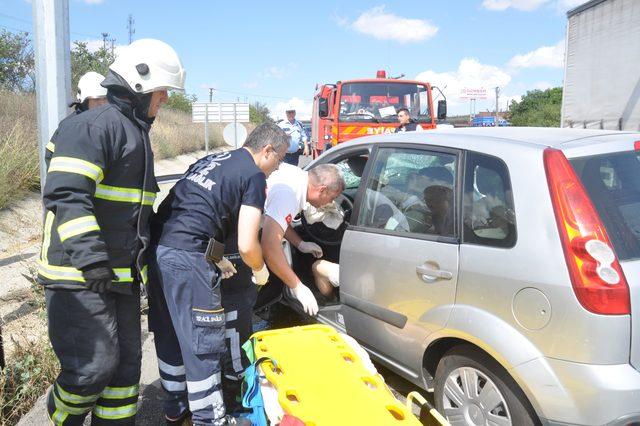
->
[310, 70, 447, 155]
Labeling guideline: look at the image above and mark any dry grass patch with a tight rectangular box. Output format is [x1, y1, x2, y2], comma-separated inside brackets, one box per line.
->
[150, 107, 226, 159]
[0, 91, 39, 209]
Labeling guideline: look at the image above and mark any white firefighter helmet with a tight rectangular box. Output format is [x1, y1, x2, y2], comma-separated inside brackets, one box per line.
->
[76, 71, 107, 103]
[109, 38, 186, 94]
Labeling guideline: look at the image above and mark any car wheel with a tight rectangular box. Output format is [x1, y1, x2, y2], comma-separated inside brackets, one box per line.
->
[434, 345, 539, 426]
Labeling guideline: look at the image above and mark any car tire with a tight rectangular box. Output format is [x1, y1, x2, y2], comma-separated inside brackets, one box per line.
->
[434, 345, 539, 426]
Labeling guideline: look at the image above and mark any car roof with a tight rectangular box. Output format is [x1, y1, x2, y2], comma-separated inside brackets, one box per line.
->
[340, 127, 640, 150]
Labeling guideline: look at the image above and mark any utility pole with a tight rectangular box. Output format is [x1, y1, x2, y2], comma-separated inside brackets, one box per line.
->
[101, 32, 109, 50]
[495, 86, 500, 121]
[33, 0, 71, 190]
[127, 14, 135, 44]
[209, 88, 214, 102]
[109, 38, 116, 55]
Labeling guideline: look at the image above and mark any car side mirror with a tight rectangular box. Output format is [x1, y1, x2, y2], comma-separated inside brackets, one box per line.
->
[437, 100, 447, 120]
[319, 98, 329, 118]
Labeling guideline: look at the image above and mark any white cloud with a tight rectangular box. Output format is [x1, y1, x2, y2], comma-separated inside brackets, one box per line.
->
[242, 81, 258, 89]
[557, 0, 585, 9]
[271, 97, 313, 121]
[350, 5, 438, 43]
[482, 0, 549, 11]
[331, 10, 349, 27]
[534, 81, 553, 90]
[482, 0, 585, 11]
[507, 40, 564, 69]
[258, 63, 298, 80]
[502, 94, 523, 109]
[415, 58, 511, 108]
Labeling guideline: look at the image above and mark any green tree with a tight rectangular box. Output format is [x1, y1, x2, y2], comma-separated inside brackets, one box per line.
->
[165, 92, 197, 113]
[0, 30, 34, 92]
[508, 87, 563, 127]
[250, 102, 273, 124]
[70, 41, 115, 94]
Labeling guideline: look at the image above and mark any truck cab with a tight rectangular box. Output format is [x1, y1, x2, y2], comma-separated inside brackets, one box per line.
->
[311, 71, 444, 156]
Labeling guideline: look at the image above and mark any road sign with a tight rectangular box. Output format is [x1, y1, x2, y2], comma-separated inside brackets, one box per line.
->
[192, 102, 250, 123]
[460, 88, 488, 99]
[223, 123, 247, 149]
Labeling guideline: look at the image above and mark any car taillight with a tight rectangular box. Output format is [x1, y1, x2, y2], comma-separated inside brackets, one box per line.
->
[544, 148, 630, 315]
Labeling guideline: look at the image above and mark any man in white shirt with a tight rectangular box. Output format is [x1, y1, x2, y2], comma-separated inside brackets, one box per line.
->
[262, 163, 345, 315]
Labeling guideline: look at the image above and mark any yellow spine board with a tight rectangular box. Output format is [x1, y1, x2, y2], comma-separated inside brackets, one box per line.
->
[251, 324, 421, 426]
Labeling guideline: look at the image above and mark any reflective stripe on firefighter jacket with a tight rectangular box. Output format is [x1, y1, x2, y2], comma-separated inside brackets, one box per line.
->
[39, 97, 158, 289]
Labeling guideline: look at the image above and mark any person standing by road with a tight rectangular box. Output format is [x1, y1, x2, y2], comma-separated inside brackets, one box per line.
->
[277, 107, 309, 166]
[45, 71, 109, 167]
[39, 39, 185, 425]
[147, 123, 289, 426]
[395, 107, 424, 133]
[261, 163, 345, 316]
[74, 71, 109, 110]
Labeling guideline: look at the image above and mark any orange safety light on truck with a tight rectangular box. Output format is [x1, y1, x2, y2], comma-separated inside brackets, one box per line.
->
[310, 70, 447, 156]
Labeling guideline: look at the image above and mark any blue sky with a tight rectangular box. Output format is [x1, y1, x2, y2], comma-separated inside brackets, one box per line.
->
[2, 0, 583, 118]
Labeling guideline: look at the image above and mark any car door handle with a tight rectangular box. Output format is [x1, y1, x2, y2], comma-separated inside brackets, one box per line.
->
[416, 264, 453, 283]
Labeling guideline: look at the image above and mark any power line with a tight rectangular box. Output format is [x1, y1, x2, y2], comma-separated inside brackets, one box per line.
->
[0, 12, 31, 25]
[0, 23, 31, 33]
[213, 88, 299, 101]
[0, 11, 101, 38]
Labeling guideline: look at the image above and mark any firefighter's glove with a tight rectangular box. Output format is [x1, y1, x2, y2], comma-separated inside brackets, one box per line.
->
[216, 257, 237, 280]
[251, 263, 269, 286]
[298, 241, 323, 258]
[82, 263, 115, 293]
[292, 282, 319, 316]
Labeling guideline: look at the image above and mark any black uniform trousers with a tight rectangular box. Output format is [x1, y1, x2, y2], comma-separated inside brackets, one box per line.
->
[220, 254, 257, 413]
[45, 285, 141, 425]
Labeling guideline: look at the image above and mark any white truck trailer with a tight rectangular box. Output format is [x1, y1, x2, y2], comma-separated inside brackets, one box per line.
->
[562, 0, 640, 130]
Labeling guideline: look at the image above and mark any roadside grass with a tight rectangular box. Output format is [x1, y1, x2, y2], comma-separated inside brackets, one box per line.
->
[0, 90, 222, 209]
[150, 107, 226, 159]
[0, 339, 58, 426]
[0, 91, 39, 210]
[0, 266, 57, 426]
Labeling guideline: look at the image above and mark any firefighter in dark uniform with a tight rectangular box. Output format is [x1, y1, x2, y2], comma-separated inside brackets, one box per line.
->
[38, 38, 185, 425]
[45, 71, 108, 167]
[147, 123, 289, 426]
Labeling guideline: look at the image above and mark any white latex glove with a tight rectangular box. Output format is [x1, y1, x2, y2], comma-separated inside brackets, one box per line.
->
[251, 263, 270, 286]
[292, 282, 319, 316]
[215, 257, 237, 279]
[298, 241, 323, 258]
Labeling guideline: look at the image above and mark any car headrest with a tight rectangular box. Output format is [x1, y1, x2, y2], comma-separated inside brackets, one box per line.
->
[417, 166, 453, 187]
[347, 156, 368, 178]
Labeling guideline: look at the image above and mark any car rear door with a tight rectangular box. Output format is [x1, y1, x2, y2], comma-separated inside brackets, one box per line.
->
[340, 144, 461, 374]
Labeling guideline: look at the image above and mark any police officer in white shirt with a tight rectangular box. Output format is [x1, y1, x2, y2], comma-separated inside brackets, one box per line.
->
[277, 108, 309, 166]
[261, 163, 345, 315]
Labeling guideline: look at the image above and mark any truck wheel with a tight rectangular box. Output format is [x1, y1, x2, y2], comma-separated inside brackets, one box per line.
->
[434, 345, 539, 426]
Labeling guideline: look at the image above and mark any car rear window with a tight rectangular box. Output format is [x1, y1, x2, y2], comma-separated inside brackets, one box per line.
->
[570, 150, 640, 261]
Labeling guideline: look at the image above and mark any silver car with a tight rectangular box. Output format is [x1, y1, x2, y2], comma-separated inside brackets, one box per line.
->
[269, 128, 640, 426]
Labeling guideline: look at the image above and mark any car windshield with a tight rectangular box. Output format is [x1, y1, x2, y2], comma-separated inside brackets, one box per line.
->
[570, 150, 640, 261]
[339, 82, 431, 123]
